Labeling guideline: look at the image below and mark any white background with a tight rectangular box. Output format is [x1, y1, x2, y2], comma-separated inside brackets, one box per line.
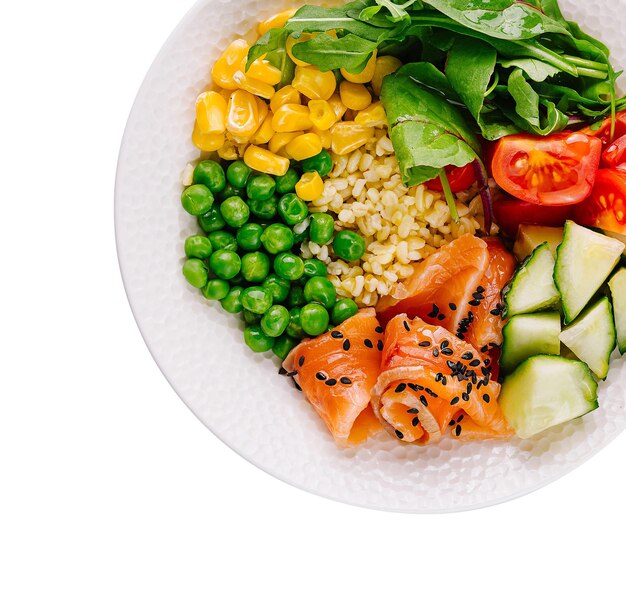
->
[1, 1, 625, 589]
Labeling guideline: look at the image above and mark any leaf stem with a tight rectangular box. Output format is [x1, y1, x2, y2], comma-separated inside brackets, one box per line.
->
[563, 55, 609, 71]
[574, 67, 610, 80]
[439, 169, 460, 223]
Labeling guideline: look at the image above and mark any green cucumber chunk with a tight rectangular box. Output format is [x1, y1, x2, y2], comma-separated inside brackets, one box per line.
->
[554, 221, 624, 324]
[609, 268, 626, 354]
[559, 297, 616, 380]
[503, 242, 560, 317]
[500, 312, 561, 375]
[499, 355, 598, 440]
[513, 225, 564, 262]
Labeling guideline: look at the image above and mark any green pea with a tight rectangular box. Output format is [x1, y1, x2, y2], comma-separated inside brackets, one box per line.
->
[248, 196, 278, 220]
[333, 230, 366, 261]
[182, 258, 208, 289]
[272, 334, 298, 360]
[226, 160, 252, 189]
[208, 230, 237, 252]
[241, 252, 271, 283]
[236, 223, 264, 252]
[309, 213, 335, 245]
[286, 308, 305, 338]
[300, 303, 330, 336]
[261, 224, 295, 255]
[181, 184, 214, 216]
[247, 174, 276, 201]
[304, 276, 337, 309]
[241, 286, 274, 315]
[220, 183, 246, 200]
[275, 168, 300, 194]
[303, 258, 327, 278]
[331, 299, 359, 325]
[209, 249, 242, 280]
[274, 252, 305, 281]
[184, 235, 213, 259]
[243, 309, 262, 325]
[244, 325, 275, 353]
[198, 206, 225, 233]
[193, 160, 226, 193]
[221, 286, 244, 314]
[220, 196, 250, 228]
[302, 149, 333, 177]
[260, 305, 290, 338]
[287, 285, 306, 308]
[202, 279, 230, 300]
[278, 193, 309, 226]
[262, 274, 291, 303]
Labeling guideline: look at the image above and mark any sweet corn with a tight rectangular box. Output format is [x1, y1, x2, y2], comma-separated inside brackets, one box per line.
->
[371, 55, 403, 96]
[327, 94, 348, 120]
[212, 39, 250, 90]
[292, 66, 336, 100]
[257, 8, 297, 36]
[246, 58, 282, 87]
[192, 122, 226, 152]
[286, 34, 314, 67]
[353, 101, 387, 127]
[218, 140, 239, 160]
[233, 70, 275, 100]
[341, 51, 377, 84]
[272, 104, 313, 132]
[256, 96, 269, 123]
[307, 99, 337, 130]
[296, 171, 324, 201]
[269, 131, 300, 155]
[251, 113, 275, 145]
[270, 85, 301, 112]
[339, 81, 372, 111]
[285, 133, 323, 161]
[312, 126, 332, 149]
[195, 91, 227, 135]
[244, 145, 290, 176]
[226, 89, 260, 137]
[331, 122, 374, 155]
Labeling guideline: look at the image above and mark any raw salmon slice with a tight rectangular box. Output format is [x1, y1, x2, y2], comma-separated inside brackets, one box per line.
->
[371, 314, 513, 444]
[283, 308, 383, 446]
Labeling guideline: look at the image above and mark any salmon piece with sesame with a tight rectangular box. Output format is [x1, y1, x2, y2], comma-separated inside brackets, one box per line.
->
[371, 314, 513, 444]
[283, 308, 384, 446]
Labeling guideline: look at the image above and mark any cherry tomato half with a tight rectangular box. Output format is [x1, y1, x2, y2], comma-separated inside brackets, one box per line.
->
[425, 163, 476, 193]
[493, 196, 575, 237]
[602, 134, 626, 169]
[580, 111, 626, 147]
[491, 132, 602, 205]
[574, 168, 626, 235]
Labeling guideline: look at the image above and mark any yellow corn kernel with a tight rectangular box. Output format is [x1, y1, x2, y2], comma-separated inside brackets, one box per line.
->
[270, 85, 301, 112]
[292, 66, 336, 100]
[233, 70, 275, 100]
[217, 140, 239, 160]
[226, 89, 260, 137]
[228, 132, 253, 145]
[251, 113, 275, 145]
[192, 122, 226, 152]
[286, 34, 314, 67]
[312, 127, 332, 149]
[195, 91, 227, 135]
[353, 101, 387, 127]
[256, 96, 269, 123]
[285, 133, 323, 161]
[341, 51, 377, 84]
[296, 171, 324, 202]
[327, 93, 348, 121]
[307, 99, 337, 131]
[269, 131, 300, 155]
[339, 81, 372, 111]
[272, 104, 313, 132]
[212, 39, 250, 90]
[244, 145, 290, 176]
[331, 122, 374, 155]
[246, 58, 282, 87]
[258, 8, 297, 36]
[371, 55, 403, 96]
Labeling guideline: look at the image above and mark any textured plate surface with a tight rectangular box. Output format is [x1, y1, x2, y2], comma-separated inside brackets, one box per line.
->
[115, 0, 626, 512]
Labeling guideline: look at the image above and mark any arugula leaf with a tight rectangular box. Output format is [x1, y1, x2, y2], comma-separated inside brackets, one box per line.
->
[396, 62, 460, 102]
[508, 68, 541, 127]
[246, 28, 295, 88]
[498, 58, 560, 82]
[381, 70, 481, 186]
[292, 33, 378, 73]
[373, 0, 424, 22]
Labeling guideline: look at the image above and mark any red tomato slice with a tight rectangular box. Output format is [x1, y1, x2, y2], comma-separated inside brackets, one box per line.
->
[425, 163, 476, 193]
[580, 111, 626, 147]
[491, 132, 602, 205]
[493, 196, 575, 237]
[574, 168, 626, 235]
[602, 134, 626, 169]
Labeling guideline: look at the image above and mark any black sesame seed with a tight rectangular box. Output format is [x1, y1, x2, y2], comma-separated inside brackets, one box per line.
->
[340, 377, 352, 385]
[446, 360, 457, 371]
[331, 331, 343, 339]
[484, 358, 492, 367]
[457, 414, 464, 423]
[466, 383, 473, 395]
[419, 395, 428, 406]
[364, 339, 373, 349]
[477, 286, 485, 293]
[449, 420, 456, 426]
[437, 313, 446, 321]
[343, 339, 351, 351]
[412, 417, 420, 427]
[449, 303, 457, 311]
[419, 340, 431, 347]
[395, 383, 407, 393]
[462, 392, 470, 402]
[450, 397, 460, 405]
[395, 430, 404, 440]
[480, 345, 489, 353]
[441, 348, 454, 356]
[377, 340, 384, 351]
[472, 292, 485, 301]
[441, 340, 449, 348]
[490, 308, 502, 316]
[316, 372, 326, 381]
[469, 359, 480, 367]
[408, 383, 418, 391]
[483, 394, 491, 403]
[433, 348, 439, 357]
[469, 299, 480, 307]
[403, 320, 410, 331]
[406, 408, 419, 414]
[455, 424, 462, 437]
[298, 356, 305, 367]
[325, 379, 337, 386]
[441, 377, 447, 386]
[375, 326, 384, 334]
[435, 373, 443, 383]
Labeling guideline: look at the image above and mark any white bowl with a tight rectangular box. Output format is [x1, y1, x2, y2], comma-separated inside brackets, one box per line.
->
[115, 0, 626, 512]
